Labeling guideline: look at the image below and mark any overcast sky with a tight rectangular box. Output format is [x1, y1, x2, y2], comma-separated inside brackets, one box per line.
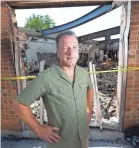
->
[15, 6, 121, 37]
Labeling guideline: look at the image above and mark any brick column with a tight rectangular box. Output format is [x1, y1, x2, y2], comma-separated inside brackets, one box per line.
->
[124, 1, 139, 128]
[1, 2, 22, 131]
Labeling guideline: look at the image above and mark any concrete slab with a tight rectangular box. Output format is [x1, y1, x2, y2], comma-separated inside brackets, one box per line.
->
[1, 128, 134, 148]
[89, 128, 124, 141]
[1, 138, 134, 148]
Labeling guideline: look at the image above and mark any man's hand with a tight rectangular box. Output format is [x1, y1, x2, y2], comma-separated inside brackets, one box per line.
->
[14, 101, 61, 143]
[36, 124, 61, 143]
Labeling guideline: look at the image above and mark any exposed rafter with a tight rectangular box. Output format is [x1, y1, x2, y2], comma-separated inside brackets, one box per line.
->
[42, 5, 115, 35]
[78, 26, 120, 41]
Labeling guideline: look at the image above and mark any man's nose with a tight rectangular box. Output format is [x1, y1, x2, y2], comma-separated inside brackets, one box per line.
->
[67, 47, 73, 55]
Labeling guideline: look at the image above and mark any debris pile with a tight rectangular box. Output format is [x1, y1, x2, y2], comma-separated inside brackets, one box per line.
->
[97, 72, 117, 93]
[37, 52, 58, 69]
[97, 72, 118, 120]
[30, 100, 48, 124]
[124, 125, 139, 148]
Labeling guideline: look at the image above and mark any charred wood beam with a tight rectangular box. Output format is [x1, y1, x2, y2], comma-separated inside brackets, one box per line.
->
[7, 1, 112, 9]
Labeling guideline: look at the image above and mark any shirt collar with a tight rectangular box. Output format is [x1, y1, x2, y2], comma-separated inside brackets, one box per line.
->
[54, 63, 79, 85]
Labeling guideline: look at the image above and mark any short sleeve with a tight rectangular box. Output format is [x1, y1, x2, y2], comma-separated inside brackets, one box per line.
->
[16, 72, 47, 106]
[87, 73, 93, 90]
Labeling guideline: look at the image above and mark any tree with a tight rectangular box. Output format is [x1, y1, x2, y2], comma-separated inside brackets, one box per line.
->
[25, 14, 55, 31]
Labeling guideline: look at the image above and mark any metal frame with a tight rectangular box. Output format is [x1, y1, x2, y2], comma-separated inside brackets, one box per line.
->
[42, 5, 114, 35]
[78, 26, 120, 42]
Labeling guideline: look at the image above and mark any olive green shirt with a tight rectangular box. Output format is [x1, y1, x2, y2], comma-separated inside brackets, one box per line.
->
[17, 65, 93, 148]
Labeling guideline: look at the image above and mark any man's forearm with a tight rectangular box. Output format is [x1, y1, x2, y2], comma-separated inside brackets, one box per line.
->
[87, 89, 93, 123]
[87, 89, 93, 112]
[14, 100, 41, 135]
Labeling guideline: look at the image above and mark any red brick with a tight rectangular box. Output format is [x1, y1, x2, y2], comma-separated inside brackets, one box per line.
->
[133, 88, 139, 92]
[134, 83, 139, 88]
[131, 25, 138, 31]
[129, 44, 137, 50]
[134, 70, 139, 76]
[132, 11, 139, 16]
[9, 111, 15, 114]
[127, 80, 133, 86]
[131, 21, 139, 25]
[131, 104, 137, 108]
[127, 84, 134, 88]
[1, 7, 8, 14]
[128, 64, 135, 67]
[130, 120, 136, 125]
[1, 3, 21, 131]
[132, 94, 139, 99]
[125, 2, 139, 129]
[130, 112, 137, 118]
[126, 92, 133, 97]
[131, 15, 139, 21]
[128, 58, 136, 64]
[136, 50, 139, 55]
[132, 3, 139, 9]
[129, 40, 139, 46]
[134, 78, 139, 83]
[1, 119, 22, 131]
[136, 57, 139, 63]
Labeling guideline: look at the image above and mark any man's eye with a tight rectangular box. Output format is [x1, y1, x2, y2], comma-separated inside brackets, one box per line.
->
[73, 46, 78, 50]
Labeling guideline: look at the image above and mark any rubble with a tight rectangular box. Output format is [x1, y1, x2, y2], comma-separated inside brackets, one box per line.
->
[37, 52, 58, 69]
[30, 100, 48, 123]
[124, 125, 139, 148]
[97, 72, 117, 93]
[97, 71, 118, 120]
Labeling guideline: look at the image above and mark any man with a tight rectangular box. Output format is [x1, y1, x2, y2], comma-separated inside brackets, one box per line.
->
[14, 31, 93, 148]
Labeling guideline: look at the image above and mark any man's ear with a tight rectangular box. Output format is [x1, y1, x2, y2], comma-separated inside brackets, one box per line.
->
[57, 49, 59, 58]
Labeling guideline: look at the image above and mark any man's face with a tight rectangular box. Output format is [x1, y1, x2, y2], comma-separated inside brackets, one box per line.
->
[57, 35, 79, 67]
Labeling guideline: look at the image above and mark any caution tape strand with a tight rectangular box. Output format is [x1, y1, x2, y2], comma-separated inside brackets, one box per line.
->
[1, 67, 139, 80]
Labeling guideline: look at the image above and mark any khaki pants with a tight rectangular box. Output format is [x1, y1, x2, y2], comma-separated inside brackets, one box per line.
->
[85, 137, 89, 148]
[85, 129, 90, 148]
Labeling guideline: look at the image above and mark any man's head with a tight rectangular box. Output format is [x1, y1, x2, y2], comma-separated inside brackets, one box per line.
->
[56, 30, 79, 67]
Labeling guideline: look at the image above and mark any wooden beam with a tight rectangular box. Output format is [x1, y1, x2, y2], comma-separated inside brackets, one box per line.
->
[7, 0, 112, 9]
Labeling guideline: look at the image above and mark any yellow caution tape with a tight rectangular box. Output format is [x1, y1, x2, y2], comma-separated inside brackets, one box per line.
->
[89, 67, 139, 74]
[1, 76, 36, 80]
[1, 67, 139, 80]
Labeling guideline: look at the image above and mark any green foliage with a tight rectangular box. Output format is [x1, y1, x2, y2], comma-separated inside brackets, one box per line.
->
[25, 14, 55, 31]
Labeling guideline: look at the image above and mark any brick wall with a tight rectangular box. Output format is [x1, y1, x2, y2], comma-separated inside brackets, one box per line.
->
[124, 1, 139, 128]
[1, 2, 22, 131]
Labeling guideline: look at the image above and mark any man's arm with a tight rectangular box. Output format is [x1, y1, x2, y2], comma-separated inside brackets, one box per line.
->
[87, 89, 93, 124]
[14, 72, 61, 143]
[86, 71, 93, 124]
[14, 100, 42, 134]
[14, 100, 61, 143]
